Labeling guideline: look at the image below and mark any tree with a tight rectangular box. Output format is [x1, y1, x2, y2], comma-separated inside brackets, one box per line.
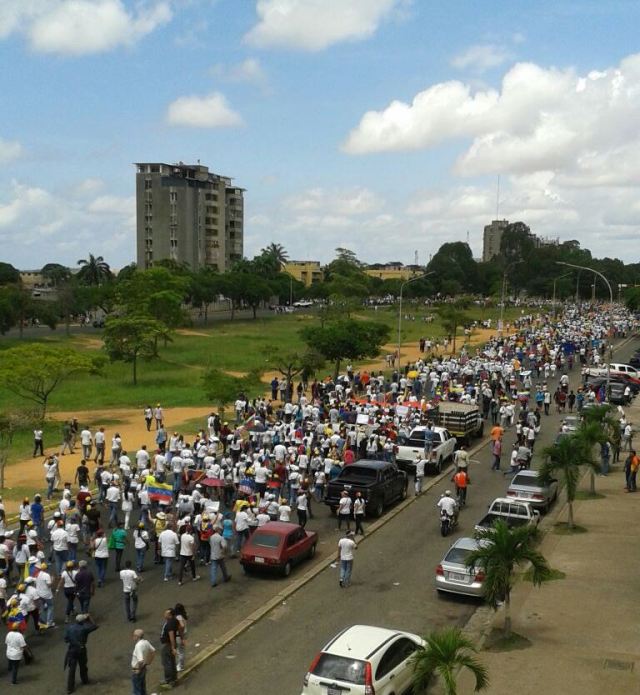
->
[236, 274, 272, 319]
[190, 269, 223, 324]
[0, 344, 99, 418]
[427, 242, 478, 294]
[260, 242, 289, 267]
[624, 287, 640, 311]
[102, 316, 166, 385]
[76, 253, 112, 285]
[300, 319, 390, 380]
[201, 368, 263, 418]
[265, 346, 325, 387]
[578, 405, 616, 495]
[40, 263, 71, 287]
[410, 627, 489, 695]
[466, 521, 550, 637]
[0, 262, 20, 285]
[438, 304, 470, 354]
[538, 435, 599, 529]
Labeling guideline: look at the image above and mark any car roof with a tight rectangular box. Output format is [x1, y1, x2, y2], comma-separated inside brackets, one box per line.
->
[251, 521, 299, 536]
[323, 625, 419, 659]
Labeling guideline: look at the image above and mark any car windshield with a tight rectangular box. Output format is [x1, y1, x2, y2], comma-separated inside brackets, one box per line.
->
[511, 474, 539, 487]
[251, 533, 281, 548]
[444, 547, 472, 565]
[313, 654, 367, 685]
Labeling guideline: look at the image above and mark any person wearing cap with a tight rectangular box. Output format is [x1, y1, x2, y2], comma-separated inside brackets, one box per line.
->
[337, 531, 357, 588]
[64, 613, 98, 694]
[91, 530, 109, 587]
[51, 520, 70, 576]
[35, 561, 55, 627]
[134, 523, 150, 573]
[57, 560, 79, 622]
[74, 561, 95, 614]
[131, 628, 156, 695]
[5, 622, 28, 684]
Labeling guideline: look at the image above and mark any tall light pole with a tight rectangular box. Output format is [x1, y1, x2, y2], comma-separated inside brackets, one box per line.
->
[397, 271, 435, 372]
[557, 261, 614, 400]
[552, 272, 572, 317]
[499, 260, 523, 336]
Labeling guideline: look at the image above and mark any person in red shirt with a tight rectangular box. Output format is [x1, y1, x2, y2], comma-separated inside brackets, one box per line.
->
[343, 447, 355, 466]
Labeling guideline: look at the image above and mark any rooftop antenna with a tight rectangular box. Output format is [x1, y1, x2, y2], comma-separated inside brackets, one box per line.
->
[466, 230, 470, 246]
[495, 174, 501, 219]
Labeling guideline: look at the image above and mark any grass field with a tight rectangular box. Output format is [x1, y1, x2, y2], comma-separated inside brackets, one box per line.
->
[0, 304, 524, 415]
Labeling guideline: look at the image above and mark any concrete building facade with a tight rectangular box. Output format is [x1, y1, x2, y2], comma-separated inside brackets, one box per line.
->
[482, 219, 510, 262]
[135, 162, 244, 272]
[283, 261, 323, 287]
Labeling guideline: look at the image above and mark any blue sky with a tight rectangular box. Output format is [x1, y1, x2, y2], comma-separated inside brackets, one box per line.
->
[1, 0, 640, 270]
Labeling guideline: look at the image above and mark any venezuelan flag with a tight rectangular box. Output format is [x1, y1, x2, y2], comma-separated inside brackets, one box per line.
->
[147, 480, 173, 503]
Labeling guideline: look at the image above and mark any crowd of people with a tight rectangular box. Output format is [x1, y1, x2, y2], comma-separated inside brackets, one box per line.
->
[0, 303, 637, 691]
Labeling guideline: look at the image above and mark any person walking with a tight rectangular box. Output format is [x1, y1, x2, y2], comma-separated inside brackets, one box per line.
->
[177, 526, 200, 586]
[64, 613, 98, 694]
[143, 406, 153, 432]
[174, 603, 188, 673]
[57, 560, 78, 623]
[296, 489, 309, 528]
[131, 628, 155, 695]
[209, 527, 231, 587]
[91, 530, 109, 588]
[134, 523, 150, 573]
[120, 560, 141, 623]
[158, 527, 179, 581]
[33, 427, 44, 457]
[5, 623, 28, 685]
[74, 561, 95, 614]
[337, 491, 352, 532]
[159, 608, 179, 687]
[44, 457, 59, 501]
[110, 521, 128, 573]
[353, 491, 365, 536]
[35, 561, 55, 628]
[337, 531, 357, 588]
[414, 457, 427, 495]
[491, 437, 502, 471]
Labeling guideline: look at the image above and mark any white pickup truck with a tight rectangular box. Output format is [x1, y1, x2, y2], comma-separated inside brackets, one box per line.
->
[475, 497, 540, 532]
[395, 426, 456, 475]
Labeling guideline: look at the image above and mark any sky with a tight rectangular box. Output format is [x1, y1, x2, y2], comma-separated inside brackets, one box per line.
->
[1, 0, 640, 270]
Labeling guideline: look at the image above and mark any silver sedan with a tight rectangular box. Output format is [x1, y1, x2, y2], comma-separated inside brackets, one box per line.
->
[435, 537, 486, 598]
[506, 469, 559, 512]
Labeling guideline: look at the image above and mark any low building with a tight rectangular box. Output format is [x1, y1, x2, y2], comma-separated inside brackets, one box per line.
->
[364, 264, 423, 281]
[283, 260, 323, 286]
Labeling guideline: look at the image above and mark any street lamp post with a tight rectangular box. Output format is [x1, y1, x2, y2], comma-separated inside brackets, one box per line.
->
[397, 271, 435, 373]
[499, 261, 524, 336]
[557, 261, 614, 400]
[552, 272, 572, 317]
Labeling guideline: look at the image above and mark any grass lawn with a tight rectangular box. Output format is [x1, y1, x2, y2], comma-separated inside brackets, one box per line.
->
[0, 304, 524, 414]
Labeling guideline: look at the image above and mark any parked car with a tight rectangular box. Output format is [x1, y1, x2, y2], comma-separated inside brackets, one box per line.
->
[395, 426, 456, 474]
[475, 497, 540, 532]
[435, 537, 487, 598]
[506, 470, 559, 513]
[240, 521, 318, 577]
[325, 460, 408, 518]
[301, 625, 424, 695]
[562, 415, 581, 433]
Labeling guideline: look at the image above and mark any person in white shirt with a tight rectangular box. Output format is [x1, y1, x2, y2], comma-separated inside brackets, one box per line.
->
[337, 491, 352, 532]
[414, 457, 427, 495]
[353, 491, 366, 536]
[233, 509, 250, 554]
[131, 628, 155, 694]
[296, 491, 309, 528]
[278, 501, 291, 522]
[106, 482, 121, 528]
[177, 527, 200, 586]
[337, 531, 357, 588]
[51, 521, 69, 575]
[5, 623, 27, 684]
[136, 446, 150, 470]
[94, 427, 106, 465]
[120, 560, 141, 622]
[437, 491, 458, 519]
[35, 562, 55, 627]
[157, 527, 179, 581]
[80, 428, 93, 459]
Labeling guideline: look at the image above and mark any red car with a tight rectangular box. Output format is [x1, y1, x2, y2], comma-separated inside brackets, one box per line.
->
[240, 521, 318, 577]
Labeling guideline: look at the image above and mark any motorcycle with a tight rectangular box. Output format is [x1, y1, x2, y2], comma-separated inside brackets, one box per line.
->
[439, 508, 458, 537]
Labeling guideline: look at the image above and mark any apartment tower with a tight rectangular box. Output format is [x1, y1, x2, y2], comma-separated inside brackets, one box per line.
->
[135, 162, 244, 271]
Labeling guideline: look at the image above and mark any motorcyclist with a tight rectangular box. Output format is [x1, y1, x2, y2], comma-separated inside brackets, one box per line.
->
[437, 491, 459, 524]
[516, 444, 532, 469]
[452, 469, 470, 506]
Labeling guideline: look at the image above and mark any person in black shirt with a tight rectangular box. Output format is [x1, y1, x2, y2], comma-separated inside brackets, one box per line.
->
[159, 608, 178, 686]
[75, 461, 90, 488]
[64, 613, 98, 694]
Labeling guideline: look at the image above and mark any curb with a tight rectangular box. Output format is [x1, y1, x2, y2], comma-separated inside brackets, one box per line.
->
[175, 434, 491, 685]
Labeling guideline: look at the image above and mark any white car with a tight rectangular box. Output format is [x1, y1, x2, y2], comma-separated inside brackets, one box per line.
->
[301, 625, 424, 695]
[395, 426, 456, 474]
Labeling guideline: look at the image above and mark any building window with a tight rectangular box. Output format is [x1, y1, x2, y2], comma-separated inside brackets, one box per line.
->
[169, 191, 177, 202]
[144, 179, 152, 190]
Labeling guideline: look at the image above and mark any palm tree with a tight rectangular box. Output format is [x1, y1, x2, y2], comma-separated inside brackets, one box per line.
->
[466, 520, 550, 637]
[76, 254, 112, 285]
[575, 420, 606, 495]
[411, 627, 489, 695]
[260, 242, 288, 267]
[538, 435, 598, 529]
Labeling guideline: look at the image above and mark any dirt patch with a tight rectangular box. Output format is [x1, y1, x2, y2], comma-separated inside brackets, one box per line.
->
[72, 336, 104, 350]
[176, 329, 213, 338]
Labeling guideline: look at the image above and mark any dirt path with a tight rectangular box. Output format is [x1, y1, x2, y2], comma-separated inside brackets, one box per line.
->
[2, 327, 498, 514]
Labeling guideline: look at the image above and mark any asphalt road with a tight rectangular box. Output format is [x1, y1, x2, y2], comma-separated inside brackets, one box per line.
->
[12, 337, 638, 694]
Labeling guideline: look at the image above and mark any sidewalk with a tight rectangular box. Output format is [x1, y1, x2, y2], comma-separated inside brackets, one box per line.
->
[460, 417, 640, 693]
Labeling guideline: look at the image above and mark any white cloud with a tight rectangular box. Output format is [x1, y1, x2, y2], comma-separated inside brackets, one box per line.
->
[0, 180, 135, 268]
[166, 92, 243, 128]
[211, 58, 268, 85]
[343, 53, 640, 189]
[284, 187, 382, 215]
[245, 0, 401, 51]
[451, 43, 512, 72]
[0, 137, 23, 164]
[0, 0, 172, 55]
